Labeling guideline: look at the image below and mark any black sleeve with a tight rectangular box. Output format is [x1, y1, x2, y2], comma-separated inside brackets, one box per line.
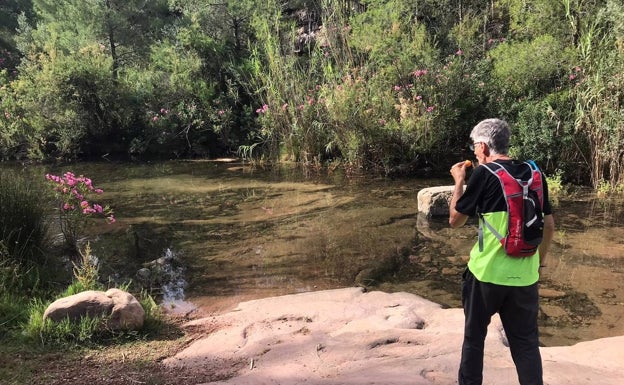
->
[456, 164, 508, 216]
[541, 171, 553, 216]
[455, 166, 486, 216]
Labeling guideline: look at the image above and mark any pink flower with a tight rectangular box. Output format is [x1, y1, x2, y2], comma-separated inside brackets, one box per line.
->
[456, 49, 463, 56]
[108, 216, 116, 224]
[394, 85, 402, 91]
[255, 104, 269, 114]
[72, 189, 84, 200]
[426, 106, 435, 112]
[93, 204, 103, 213]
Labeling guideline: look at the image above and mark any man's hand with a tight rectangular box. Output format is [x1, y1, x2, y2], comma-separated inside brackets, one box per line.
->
[450, 160, 470, 184]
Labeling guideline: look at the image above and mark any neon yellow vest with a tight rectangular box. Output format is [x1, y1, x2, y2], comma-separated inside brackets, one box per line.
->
[468, 211, 540, 286]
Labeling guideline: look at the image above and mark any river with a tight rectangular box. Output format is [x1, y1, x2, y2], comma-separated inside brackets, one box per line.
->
[15, 159, 624, 347]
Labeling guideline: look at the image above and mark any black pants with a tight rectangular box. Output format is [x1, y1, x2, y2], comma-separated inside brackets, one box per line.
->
[458, 268, 543, 385]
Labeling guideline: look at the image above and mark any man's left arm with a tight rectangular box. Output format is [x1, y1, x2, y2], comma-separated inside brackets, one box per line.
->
[539, 214, 555, 267]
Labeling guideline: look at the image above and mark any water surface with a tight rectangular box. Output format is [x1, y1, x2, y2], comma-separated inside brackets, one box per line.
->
[23, 160, 624, 347]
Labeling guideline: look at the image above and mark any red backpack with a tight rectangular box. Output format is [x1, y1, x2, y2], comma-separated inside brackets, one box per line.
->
[479, 161, 544, 257]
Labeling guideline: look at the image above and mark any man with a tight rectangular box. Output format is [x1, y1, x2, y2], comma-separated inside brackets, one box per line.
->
[449, 118, 555, 385]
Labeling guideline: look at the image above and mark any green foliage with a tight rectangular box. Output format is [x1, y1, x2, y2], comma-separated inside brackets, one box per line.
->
[21, 298, 107, 347]
[0, 168, 50, 267]
[571, 0, 624, 189]
[510, 91, 580, 174]
[1, 0, 624, 186]
[489, 35, 574, 97]
[247, 0, 489, 171]
[0, 291, 30, 338]
[545, 169, 566, 204]
[21, 288, 166, 347]
[71, 242, 102, 292]
[138, 291, 167, 335]
[501, 0, 570, 41]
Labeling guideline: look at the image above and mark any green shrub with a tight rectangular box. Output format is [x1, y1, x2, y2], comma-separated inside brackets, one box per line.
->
[0, 168, 51, 268]
[0, 291, 30, 338]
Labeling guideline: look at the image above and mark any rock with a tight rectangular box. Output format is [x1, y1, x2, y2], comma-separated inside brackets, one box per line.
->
[417, 185, 464, 218]
[540, 288, 567, 299]
[43, 289, 145, 331]
[105, 288, 145, 330]
[441, 267, 460, 276]
[136, 267, 151, 284]
[43, 290, 113, 323]
[540, 304, 568, 319]
[166, 288, 624, 385]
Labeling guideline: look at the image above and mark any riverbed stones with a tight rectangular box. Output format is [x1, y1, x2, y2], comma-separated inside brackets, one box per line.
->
[43, 288, 145, 331]
[417, 185, 465, 217]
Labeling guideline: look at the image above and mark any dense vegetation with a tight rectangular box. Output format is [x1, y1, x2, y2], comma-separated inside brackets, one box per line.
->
[1, 0, 623, 190]
[0, 167, 164, 349]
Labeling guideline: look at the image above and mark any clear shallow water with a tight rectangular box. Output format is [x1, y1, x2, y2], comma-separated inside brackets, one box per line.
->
[7, 160, 623, 346]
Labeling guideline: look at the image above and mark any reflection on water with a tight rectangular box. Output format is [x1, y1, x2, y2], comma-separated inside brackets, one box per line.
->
[6, 160, 623, 347]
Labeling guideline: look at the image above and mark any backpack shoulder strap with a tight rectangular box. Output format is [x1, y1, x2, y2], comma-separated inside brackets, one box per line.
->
[527, 160, 540, 171]
[477, 162, 506, 251]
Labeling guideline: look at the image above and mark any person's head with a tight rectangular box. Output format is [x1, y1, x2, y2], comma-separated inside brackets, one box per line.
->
[470, 118, 510, 160]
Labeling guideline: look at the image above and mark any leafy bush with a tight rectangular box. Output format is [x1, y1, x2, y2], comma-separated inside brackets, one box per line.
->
[0, 168, 51, 267]
[489, 35, 573, 98]
[0, 291, 30, 338]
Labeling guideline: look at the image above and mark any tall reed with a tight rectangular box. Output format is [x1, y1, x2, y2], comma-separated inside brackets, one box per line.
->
[570, 2, 624, 191]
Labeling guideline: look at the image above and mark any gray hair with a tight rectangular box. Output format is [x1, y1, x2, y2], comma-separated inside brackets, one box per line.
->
[470, 118, 510, 155]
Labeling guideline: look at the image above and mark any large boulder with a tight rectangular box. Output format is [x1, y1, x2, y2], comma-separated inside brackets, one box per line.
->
[105, 288, 146, 330]
[417, 185, 464, 218]
[43, 288, 145, 331]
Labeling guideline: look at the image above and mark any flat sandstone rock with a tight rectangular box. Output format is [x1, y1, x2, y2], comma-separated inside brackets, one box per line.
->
[165, 288, 624, 385]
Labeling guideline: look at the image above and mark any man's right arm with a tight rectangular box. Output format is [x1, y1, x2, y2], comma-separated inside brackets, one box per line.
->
[449, 182, 468, 228]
